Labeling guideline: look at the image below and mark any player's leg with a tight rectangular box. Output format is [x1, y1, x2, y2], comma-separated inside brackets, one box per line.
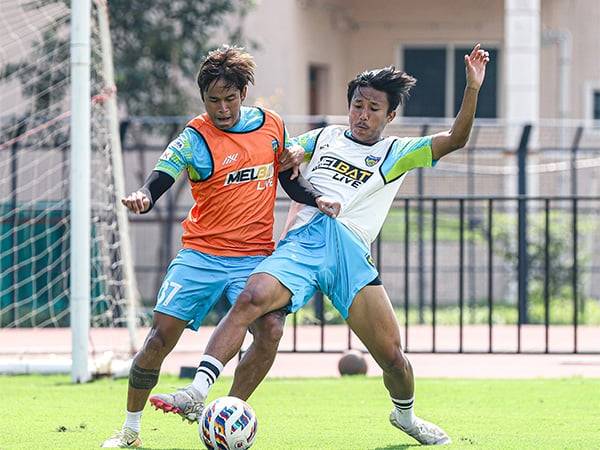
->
[103, 250, 224, 446]
[128, 313, 187, 409]
[223, 266, 288, 400]
[346, 285, 450, 445]
[229, 309, 287, 399]
[190, 227, 322, 405]
[198, 272, 291, 380]
[347, 285, 413, 398]
[149, 276, 290, 424]
[102, 312, 188, 448]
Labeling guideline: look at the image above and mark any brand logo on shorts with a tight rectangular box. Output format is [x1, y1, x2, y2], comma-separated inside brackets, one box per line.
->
[365, 155, 381, 167]
[366, 254, 375, 267]
[271, 139, 280, 152]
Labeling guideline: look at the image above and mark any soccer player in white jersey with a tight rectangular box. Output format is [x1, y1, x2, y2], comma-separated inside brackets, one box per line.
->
[180, 44, 489, 445]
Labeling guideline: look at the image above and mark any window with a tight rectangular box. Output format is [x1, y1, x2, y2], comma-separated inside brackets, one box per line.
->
[402, 48, 446, 117]
[402, 45, 499, 118]
[594, 91, 600, 120]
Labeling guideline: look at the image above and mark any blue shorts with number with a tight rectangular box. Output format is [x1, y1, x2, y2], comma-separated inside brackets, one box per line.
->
[250, 213, 378, 319]
[154, 249, 266, 331]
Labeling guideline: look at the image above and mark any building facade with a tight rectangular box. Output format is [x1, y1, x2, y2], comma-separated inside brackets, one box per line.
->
[239, 0, 599, 123]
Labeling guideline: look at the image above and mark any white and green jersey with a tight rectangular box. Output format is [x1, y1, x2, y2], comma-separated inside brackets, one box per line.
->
[291, 125, 436, 247]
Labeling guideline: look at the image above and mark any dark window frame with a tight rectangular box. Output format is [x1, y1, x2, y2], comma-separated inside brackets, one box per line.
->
[399, 44, 500, 118]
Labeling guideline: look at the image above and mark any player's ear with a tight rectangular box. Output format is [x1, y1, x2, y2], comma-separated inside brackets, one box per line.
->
[240, 85, 248, 102]
[386, 110, 396, 123]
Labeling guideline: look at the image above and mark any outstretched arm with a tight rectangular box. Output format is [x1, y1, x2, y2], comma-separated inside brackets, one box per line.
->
[431, 43, 489, 160]
[121, 170, 175, 214]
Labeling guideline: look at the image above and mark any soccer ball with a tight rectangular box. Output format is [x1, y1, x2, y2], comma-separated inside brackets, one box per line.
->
[199, 396, 258, 450]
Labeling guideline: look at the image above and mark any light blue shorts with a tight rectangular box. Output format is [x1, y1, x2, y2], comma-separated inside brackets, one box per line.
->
[154, 249, 265, 330]
[251, 214, 378, 319]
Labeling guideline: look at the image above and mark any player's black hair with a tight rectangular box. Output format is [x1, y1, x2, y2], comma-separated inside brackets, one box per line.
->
[197, 45, 256, 97]
[347, 66, 416, 113]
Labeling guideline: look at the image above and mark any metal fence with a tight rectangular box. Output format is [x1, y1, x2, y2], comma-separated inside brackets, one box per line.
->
[120, 117, 600, 354]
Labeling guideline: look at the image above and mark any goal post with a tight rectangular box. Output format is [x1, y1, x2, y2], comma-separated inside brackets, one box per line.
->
[0, 0, 140, 381]
[70, 0, 92, 383]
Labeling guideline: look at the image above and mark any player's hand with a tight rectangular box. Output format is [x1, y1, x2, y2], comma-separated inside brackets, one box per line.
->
[121, 190, 151, 214]
[465, 43, 489, 91]
[316, 196, 341, 218]
[279, 145, 305, 180]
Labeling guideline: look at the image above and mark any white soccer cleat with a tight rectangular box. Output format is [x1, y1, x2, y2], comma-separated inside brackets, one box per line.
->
[101, 427, 142, 448]
[389, 410, 451, 445]
[149, 385, 205, 423]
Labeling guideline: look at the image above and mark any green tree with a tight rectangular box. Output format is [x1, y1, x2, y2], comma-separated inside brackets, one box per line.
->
[108, 0, 256, 116]
[3, 0, 255, 118]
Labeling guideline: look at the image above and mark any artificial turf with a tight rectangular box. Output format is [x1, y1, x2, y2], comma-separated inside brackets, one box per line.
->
[3, 375, 600, 449]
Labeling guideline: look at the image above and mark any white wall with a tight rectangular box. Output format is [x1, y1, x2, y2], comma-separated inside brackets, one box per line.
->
[240, 0, 350, 115]
[541, 0, 600, 120]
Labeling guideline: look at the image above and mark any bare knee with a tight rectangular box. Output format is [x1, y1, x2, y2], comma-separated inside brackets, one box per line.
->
[252, 311, 285, 348]
[140, 328, 169, 362]
[379, 344, 411, 375]
[233, 287, 272, 318]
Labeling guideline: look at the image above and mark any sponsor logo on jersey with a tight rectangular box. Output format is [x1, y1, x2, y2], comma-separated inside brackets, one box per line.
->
[319, 143, 330, 150]
[222, 153, 239, 166]
[271, 139, 280, 152]
[159, 148, 174, 161]
[312, 156, 373, 188]
[170, 135, 186, 150]
[365, 155, 381, 167]
[224, 162, 275, 190]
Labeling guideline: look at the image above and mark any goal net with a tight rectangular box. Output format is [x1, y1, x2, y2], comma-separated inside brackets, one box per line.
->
[0, 0, 139, 374]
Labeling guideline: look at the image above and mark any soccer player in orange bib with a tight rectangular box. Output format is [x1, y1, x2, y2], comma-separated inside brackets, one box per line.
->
[102, 46, 338, 448]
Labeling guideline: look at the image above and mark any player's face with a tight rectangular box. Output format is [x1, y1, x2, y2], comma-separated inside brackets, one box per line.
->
[348, 86, 396, 144]
[202, 78, 247, 130]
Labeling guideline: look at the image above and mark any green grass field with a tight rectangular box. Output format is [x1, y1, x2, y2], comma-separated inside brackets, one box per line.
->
[4, 375, 600, 449]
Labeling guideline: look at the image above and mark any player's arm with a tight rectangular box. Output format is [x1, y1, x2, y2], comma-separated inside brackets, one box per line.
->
[278, 172, 340, 217]
[431, 43, 489, 160]
[121, 171, 175, 214]
[277, 127, 304, 177]
[121, 128, 201, 214]
[278, 127, 341, 217]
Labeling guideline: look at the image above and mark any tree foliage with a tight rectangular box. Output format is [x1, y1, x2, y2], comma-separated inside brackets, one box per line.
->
[3, 0, 254, 118]
[108, 0, 255, 116]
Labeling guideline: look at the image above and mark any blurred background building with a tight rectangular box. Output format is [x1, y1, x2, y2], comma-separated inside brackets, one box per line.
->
[239, 0, 599, 124]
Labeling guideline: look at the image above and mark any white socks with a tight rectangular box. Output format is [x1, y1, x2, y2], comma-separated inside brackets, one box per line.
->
[391, 396, 416, 428]
[123, 410, 143, 433]
[192, 355, 224, 399]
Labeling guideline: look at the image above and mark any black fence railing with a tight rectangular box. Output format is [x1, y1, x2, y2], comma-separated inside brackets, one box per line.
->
[119, 119, 600, 354]
[129, 195, 600, 355]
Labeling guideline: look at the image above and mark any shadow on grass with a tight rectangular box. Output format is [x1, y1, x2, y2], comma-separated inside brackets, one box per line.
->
[372, 445, 420, 449]
[141, 448, 197, 450]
